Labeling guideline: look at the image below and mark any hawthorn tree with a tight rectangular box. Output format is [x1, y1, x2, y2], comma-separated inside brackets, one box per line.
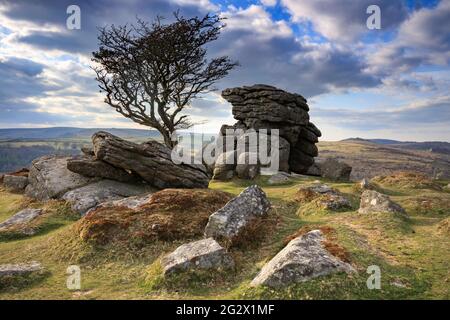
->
[92, 13, 238, 148]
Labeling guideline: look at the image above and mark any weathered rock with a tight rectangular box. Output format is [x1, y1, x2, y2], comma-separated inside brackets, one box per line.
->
[161, 238, 234, 276]
[250, 230, 354, 288]
[25, 156, 94, 200]
[204, 185, 271, 241]
[236, 152, 260, 180]
[219, 84, 321, 177]
[237, 131, 290, 172]
[0, 262, 43, 277]
[67, 156, 139, 183]
[0, 209, 44, 235]
[358, 190, 406, 214]
[319, 158, 352, 181]
[267, 172, 291, 185]
[62, 179, 155, 215]
[212, 151, 236, 180]
[81, 146, 95, 156]
[3, 175, 28, 192]
[92, 131, 210, 189]
[305, 162, 321, 176]
[289, 149, 315, 173]
[78, 189, 233, 245]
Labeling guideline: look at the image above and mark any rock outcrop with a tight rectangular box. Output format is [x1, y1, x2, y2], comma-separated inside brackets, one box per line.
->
[213, 85, 321, 180]
[92, 131, 210, 189]
[62, 180, 155, 215]
[25, 156, 94, 200]
[358, 190, 406, 215]
[204, 185, 271, 242]
[250, 230, 354, 288]
[161, 238, 234, 276]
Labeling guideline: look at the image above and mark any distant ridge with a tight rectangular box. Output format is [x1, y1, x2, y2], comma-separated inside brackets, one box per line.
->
[0, 127, 160, 140]
[342, 138, 450, 155]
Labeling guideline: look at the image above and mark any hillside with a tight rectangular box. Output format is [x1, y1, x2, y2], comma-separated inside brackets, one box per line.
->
[0, 127, 160, 140]
[319, 140, 450, 180]
[343, 138, 450, 155]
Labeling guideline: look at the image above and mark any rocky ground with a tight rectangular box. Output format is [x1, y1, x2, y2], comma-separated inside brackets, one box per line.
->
[0, 171, 448, 299]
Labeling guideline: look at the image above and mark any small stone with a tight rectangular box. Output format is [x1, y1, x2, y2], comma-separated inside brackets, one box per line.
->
[358, 190, 406, 215]
[250, 230, 354, 288]
[267, 172, 291, 185]
[161, 238, 234, 276]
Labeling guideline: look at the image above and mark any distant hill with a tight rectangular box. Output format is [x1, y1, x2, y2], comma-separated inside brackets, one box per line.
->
[0, 127, 160, 140]
[343, 138, 450, 155]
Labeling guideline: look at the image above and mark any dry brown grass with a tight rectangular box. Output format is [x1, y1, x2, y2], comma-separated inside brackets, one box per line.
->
[437, 217, 450, 234]
[76, 188, 233, 246]
[372, 171, 442, 190]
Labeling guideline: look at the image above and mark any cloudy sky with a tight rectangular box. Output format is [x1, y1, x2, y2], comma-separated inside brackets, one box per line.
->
[0, 0, 449, 141]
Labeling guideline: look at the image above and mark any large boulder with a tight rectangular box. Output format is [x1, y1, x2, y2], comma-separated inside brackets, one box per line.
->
[212, 151, 236, 180]
[67, 157, 139, 183]
[358, 190, 406, 215]
[0, 208, 44, 235]
[250, 230, 354, 288]
[235, 152, 260, 180]
[161, 238, 234, 276]
[77, 189, 233, 245]
[319, 158, 352, 181]
[25, 156, 94, 200]
[204, 185, 271, 242]
[3, 175, 28, 192]
[62, 180, 155, 215]
[92, 132, 210, 189]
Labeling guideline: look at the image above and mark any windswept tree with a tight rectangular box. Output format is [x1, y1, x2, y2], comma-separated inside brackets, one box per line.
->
[92, 13, 239, 148]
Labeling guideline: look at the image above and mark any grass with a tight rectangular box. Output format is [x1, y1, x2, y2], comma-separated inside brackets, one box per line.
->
[0, 174, 449, 299]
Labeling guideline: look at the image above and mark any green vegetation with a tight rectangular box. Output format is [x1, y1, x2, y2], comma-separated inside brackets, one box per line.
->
[0, 174, 449, 299]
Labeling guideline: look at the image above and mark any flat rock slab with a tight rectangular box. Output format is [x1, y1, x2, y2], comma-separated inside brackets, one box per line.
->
[0, 262, 42, 277]
[25, 155, 94, 200]
[3, 175, 28, 192]
[161, 238, 234, 276]
[251, 230, 354, 288]
[267, 172, 291, 185]
[358, 190, 406, 214]
[204, 185, 271, 241]
[62, 179, 155, 215]
[0, 209, 43, 233]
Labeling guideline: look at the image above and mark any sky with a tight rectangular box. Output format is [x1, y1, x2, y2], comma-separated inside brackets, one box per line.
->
[0, 0, 449, 141]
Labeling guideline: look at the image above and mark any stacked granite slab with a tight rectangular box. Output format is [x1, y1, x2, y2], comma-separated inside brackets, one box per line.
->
[215, 84, 321, 178]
